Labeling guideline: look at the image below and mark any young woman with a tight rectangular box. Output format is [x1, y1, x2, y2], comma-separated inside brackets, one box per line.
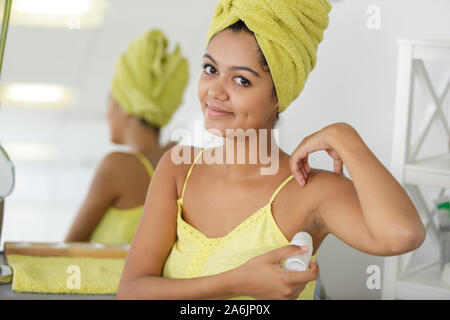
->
[65, 29, 189, 244]
[117, 0, 426, 300]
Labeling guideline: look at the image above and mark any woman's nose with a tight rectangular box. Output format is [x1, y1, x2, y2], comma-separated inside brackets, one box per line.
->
[207, 80, 228, 101]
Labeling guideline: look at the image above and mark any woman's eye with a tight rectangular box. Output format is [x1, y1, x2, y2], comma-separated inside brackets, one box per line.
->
[234, 76, 250, 87]
[201, 64, 250, 87]
[203, 64, 216, 75]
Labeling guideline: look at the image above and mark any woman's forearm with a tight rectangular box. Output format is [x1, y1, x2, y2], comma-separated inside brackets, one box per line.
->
[117, 268, 241, 300]
[64, 220, 91, 242]
[328, 124, 426, 252]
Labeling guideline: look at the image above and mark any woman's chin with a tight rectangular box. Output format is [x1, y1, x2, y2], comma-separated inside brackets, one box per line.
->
[204, 124, 226, 137]
[109, 135, 123, 145]
[204, 113, 235, 129]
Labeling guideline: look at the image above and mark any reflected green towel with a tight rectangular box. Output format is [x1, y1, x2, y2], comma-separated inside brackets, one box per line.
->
[111, 29, 189, 128]
[7, 254, 125, 294]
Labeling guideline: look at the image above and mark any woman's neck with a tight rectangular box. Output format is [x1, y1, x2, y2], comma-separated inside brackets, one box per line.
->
[217, 128, 282, 180]
[124, 121, 164, 165]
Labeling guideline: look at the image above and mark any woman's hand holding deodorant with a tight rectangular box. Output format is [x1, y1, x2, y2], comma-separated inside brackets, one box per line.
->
[283, 232, 313, 271]
[232, 233, 318, 300]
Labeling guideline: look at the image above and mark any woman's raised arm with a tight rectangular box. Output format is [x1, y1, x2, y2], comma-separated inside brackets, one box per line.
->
[289, 122, 426, 256]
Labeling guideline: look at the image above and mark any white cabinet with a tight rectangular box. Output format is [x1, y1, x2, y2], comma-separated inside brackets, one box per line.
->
[383, 39, 450, 299]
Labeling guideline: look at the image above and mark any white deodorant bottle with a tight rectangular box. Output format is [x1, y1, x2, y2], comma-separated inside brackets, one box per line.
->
[283, 232, 313, 271]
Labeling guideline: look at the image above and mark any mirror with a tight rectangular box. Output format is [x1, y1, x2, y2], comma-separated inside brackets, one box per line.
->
[0, 144, 14, 199]
[0, 144, 14, 282]
[0, 0, 218, 247]
[0, 143, 15, 283]
[0, 0, 12, 283]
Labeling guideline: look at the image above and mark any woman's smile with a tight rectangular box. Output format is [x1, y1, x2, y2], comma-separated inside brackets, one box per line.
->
[206, 103, 235, 117]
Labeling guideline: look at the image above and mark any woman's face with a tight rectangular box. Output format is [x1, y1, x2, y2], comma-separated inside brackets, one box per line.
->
[106, 94, 128, 144]
[197, 29, 278, 137]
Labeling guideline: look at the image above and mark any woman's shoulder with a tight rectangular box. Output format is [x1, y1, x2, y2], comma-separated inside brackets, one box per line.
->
[99, 151, 146, 171]
[289, 166, 352, 202]
[280, 147, 351, 194]
[307, 167, 356, 217]
[97, 151, 157, 183]
[85, 152, 145, 198]
[297, 167, 354, 226]
[157, 145, 204, 198]
[306, 167, 353, 193]
[276, 152, 351, 217]
[95, 151, 135, 171]
[158, 145, 203, 168]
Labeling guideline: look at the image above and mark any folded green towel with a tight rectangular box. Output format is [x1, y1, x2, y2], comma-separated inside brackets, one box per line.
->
[7, 254, 125, 294]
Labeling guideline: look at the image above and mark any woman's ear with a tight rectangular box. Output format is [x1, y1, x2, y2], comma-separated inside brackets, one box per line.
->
[273, 101, 279, 113]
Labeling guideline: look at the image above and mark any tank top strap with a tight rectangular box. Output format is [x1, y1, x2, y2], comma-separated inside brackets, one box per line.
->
[134, 151, 155, 178]
[180, 148, 205, 202]
[268, 174, 295, 205]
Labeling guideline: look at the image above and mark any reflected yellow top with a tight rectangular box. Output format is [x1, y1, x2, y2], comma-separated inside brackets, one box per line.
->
[162, 148, 318, 300]
[90, 152, 154, 244]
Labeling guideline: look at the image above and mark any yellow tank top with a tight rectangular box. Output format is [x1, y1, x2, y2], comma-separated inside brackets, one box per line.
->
[162, 148, 318, 300]
[90, 151, 154, 244]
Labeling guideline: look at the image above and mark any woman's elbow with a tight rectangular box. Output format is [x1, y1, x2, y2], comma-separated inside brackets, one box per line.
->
[116, 279, 134, 300]
[116, 287, 127, 300]
[409, 224, 427, 251]
[389, 224, 427, 255]
[116, 276, 159, 300]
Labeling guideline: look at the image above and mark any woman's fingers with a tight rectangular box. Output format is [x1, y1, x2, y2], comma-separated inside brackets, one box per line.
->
[284, 260, 319, 284]
[301, 155, 310, 178]
[309, 260, 319, 273]
[290, 134, 326, 186]
[334, 158, 344, 175]
[264, 245, 309, 264]
[304, 159, 311, 174]
[291, 130, 346, 186]
[298, 165, 308, 185]
[326, 148, 344, 175]
[290, 148, 311, 187]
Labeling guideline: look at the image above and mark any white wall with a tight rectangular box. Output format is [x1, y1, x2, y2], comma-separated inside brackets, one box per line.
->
[0, 0, 449, 299]
[297, 0, 450, 299]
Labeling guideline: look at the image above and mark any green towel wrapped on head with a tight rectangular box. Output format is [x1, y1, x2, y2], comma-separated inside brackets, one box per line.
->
[206, 0, 332, 113]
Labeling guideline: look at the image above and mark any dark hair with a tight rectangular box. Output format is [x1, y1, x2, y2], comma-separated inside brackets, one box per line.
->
[228, 20, 271, 73]
[140, 118, 160, 135]
[226, 20, 279, 122]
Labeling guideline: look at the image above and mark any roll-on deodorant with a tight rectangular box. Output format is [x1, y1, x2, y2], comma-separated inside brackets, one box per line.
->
[283, 232, 313, 271]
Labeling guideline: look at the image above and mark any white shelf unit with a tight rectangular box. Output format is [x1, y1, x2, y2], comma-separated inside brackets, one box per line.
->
[405, 153, 450, 188]
[396, 263, 450, 300]
[382, 39, 450, 300]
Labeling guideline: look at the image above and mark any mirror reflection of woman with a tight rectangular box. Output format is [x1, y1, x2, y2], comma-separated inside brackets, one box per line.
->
[65, 29, 189, 244]
[117, 0, 426, 300]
